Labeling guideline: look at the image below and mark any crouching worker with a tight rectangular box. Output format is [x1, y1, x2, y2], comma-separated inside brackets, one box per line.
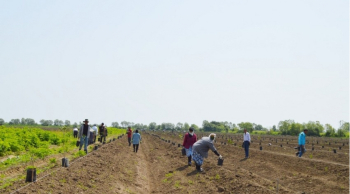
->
[132, 129, 141, 153]
[182, 127, 197, 166]
[192, 133, 222, 172]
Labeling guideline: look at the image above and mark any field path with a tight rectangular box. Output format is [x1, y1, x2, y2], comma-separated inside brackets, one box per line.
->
[2, 132, 348, 194]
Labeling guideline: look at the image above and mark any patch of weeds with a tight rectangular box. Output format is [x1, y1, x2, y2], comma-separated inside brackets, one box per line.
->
[49, 158, 56, 164]
[73, 150, 86, 158]
[165, 172, 174, 178]
[162, 178, 169, 183]
[292, 173, 297, 176]
[309, 154, 313, 159]
[0, 182, 13, 189]
[215, 174, 220, 180]
[59, 178, 66, 183]
[324, 167, 328, 172]
[174, 181, 181, 189]
[188, 180, 193, 184]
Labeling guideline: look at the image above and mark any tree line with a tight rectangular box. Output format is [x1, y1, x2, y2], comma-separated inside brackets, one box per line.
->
[0, 118, 348, 137]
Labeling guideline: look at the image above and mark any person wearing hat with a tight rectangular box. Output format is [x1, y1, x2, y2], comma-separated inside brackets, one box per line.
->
[78, 119, 91, 154]
[192, 133, 222, 172]
[126, 127, 133, 146]
[132, 129, 141, 153]
[182, 127, 197, 166]
[296, 129, 308, 157]
[99, 123, 107, 143]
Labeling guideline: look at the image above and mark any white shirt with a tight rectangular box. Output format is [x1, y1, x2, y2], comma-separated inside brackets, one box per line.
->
[243, 132, 251, 142]
[92, 126, 98, 135]
[73, 128, 78, 131]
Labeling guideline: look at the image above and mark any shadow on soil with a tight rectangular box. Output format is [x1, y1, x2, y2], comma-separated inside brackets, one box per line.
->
[176, 165, 189, 171]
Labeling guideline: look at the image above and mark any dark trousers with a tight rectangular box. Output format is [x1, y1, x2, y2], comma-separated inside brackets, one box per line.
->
[128, 137, 131, 146]
[244, 141, 250, 157]
[73, 131, 78, 138]
[100, 135, 106, 143]
[133, 144, 139, 152]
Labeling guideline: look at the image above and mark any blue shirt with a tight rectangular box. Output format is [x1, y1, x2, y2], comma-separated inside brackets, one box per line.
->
[132, 133, 141, 144]
[298, 132, 306, 145]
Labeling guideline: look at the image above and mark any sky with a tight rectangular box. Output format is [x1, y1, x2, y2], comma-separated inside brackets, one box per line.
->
[0, 0, 348, 129]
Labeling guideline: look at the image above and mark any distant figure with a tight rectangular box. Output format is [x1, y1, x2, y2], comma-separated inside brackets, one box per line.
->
[182, 127, 197, 166]
[73, 127, 78, 138]
[192, 133, 222, 172]
[243, 129, 251, 158]
[296, 129, 308, 157]
[132, 129, 141, 153]
[92, 124, 98, 143]
[126, 127, 133, 146]
[99, 123, 107, 143]
[78, 119, 91, 154]
[89, 128, 95, 145]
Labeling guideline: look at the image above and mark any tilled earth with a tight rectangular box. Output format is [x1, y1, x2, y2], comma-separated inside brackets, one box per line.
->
[4, 132, 350, 194]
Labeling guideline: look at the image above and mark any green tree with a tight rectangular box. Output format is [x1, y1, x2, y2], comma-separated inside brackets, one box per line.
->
[149, 122, 157, 130]
[183, 123, 190, 131]
[64, 120, 71, 126]
[190, 124, 199, 131]
[237, 122, 254, 133]
[340, 122, 349, 131]
[324, 124, 335, 137]
[111, 122, 120, 128]
[0, 118, 4, 125]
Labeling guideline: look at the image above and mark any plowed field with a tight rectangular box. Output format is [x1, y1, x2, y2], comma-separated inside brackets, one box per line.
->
[3, 132, 349, 194]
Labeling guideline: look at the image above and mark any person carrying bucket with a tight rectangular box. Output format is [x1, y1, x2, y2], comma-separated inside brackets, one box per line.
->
[126, 127, 133, 146]
[296, 129, 308, 157]
[192, 133, 222, 172]
[182, 127, 197, 166]
[132, 129, 141, 153]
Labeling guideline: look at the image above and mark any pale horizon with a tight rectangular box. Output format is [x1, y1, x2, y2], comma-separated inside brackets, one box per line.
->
[1, 1, 348, 130]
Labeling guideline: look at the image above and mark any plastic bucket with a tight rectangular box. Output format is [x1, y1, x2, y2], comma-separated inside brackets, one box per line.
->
[62, 158, 69, 167]
[26, 168, 36, 182]
[218, 158, 224, 165]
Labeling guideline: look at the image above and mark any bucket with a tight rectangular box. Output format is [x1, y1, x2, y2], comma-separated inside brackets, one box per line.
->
[178, 144, 181, 147]
[260, 146, 262, 150]
[76, 141, 80, 147]
[333, 149, 336, 153]
[94, 145, 98, 150]
[218, 158, 224, 165]
[25, 168, 37, 182]
[62, 158, 69, 167]
[312, 147, 314, 151]
[181, 148, 186, 156]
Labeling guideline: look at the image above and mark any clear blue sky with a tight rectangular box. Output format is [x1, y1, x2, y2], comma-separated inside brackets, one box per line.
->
[0, 0, 348, 129]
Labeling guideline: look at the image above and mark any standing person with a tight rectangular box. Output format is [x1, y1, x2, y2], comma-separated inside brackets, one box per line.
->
[182, 127, 197, 166]
[78, 119, 91, 154]
[192, 133, 222, 172]
[132, 129, 141, 153]
[99, 123, 107, 143]
[296, 129, 308, 157]
[243, 129, 251, 159]
[92, 124, 98, 143]
[126, 127, 133, 146]
[73, 127, 78, 138]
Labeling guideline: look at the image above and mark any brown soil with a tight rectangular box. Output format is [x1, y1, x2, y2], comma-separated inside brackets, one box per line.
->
[2, 132, 349, 194]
